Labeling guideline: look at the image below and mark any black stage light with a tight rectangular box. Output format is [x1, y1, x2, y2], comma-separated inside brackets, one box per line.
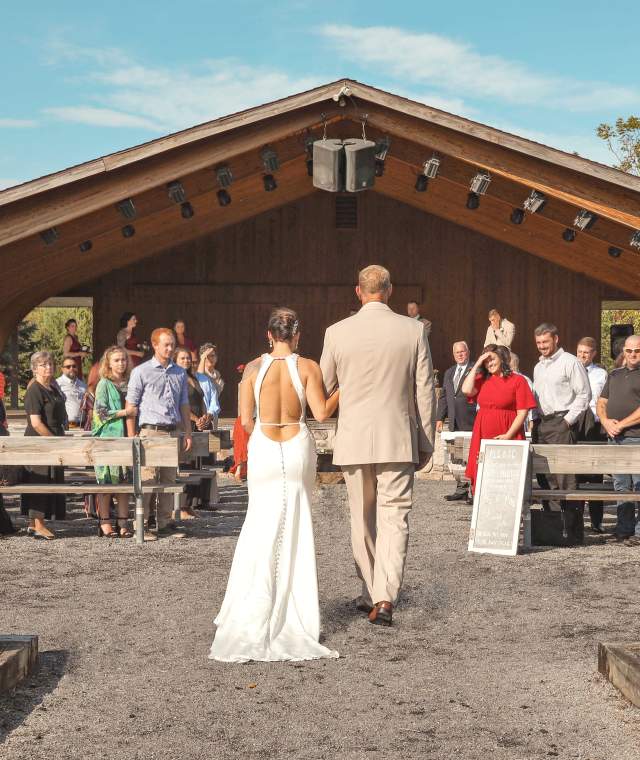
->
[374, 136, 390, 177]
[217, 189, 231, 206]
[263, 174, 277, 192]
[466, 192, 480, 210]
[415, 174, 429, 192]
[261, 147, 279, 173]
[216, 166, 233, 188]
[630, 231, 640, 250]
[116, 198, 136, 220]
[608, 246, 622, 258]
[562, 228, 576, 242]
[167, 180, 186, 204]
[40, 227, 59, 245]
[122, 224, 135, 238]
[510, 208, 525, 225]
[79, 240, 92, 252]
[375, 159, 385, 177]
[180, 201, 194, 219]
[306, 157, 313, 177]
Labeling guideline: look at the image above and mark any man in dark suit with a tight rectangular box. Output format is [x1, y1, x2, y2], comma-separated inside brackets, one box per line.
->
[437, 341, 477, 501]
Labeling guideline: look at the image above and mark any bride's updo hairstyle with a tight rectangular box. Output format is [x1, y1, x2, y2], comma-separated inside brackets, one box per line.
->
[268, 308, 300, 343]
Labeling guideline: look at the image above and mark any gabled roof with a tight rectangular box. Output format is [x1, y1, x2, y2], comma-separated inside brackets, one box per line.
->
[1, 78, 640, 347]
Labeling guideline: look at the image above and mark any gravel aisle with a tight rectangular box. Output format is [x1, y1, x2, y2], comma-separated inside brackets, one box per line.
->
[1, 481, 639, 760]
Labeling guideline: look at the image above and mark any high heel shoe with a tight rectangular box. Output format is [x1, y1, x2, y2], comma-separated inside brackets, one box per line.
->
[32, 528, 55, 540]
[117, 520, 132, 538]
[98, 523, 117, 538]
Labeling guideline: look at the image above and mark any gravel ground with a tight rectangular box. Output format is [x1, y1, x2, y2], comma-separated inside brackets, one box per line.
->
[1, 480, 639, 760]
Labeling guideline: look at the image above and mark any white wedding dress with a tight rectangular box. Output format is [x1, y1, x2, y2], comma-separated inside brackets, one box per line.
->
[209, 353, 338, 663]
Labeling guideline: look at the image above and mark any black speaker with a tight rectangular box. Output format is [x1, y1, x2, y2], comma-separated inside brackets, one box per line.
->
[312, 139, 345, 192]
[343, 139, 376, 192]
[611, 323, 634, 359]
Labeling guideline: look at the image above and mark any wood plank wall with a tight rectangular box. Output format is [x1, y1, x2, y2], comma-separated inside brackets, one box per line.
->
[68, 191, 630, 414]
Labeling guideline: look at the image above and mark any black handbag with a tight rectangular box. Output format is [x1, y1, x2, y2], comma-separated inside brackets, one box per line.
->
[531, 506, 584, 546]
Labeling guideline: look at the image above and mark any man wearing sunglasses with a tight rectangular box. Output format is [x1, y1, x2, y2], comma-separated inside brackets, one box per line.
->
[56, 358, 87, 429]
[597, 335, 640, 543]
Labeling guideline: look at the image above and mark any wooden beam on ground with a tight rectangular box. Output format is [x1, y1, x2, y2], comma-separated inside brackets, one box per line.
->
[599, 642, 640, 708]
[0, 635, 38, 693]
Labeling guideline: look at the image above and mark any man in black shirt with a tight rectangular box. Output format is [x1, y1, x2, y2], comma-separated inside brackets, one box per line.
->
[597, 334, 640, 541]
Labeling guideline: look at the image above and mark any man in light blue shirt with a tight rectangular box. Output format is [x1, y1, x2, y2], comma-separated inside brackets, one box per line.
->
[126, 328, 192, 538]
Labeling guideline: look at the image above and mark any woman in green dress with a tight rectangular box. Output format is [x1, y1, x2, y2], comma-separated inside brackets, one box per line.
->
[92, 346, 133, 538]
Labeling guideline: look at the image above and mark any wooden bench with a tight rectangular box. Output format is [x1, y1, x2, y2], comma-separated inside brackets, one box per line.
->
[0, 436, 184, 544]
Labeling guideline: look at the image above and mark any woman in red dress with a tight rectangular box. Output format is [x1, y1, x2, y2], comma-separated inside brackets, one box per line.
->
[174, 319, 198, 362]
[62, 318, 89, 380]
[116, 312, 146, 368]
[462, 344, 537, 494]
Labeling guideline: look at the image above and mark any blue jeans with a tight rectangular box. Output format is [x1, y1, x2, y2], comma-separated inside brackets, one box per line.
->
[609, 436, 640, 536]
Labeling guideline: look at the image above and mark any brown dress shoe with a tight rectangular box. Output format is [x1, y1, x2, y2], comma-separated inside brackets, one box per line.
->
[368, 601, 393, 626]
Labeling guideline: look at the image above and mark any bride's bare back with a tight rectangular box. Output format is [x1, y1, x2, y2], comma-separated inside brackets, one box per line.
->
[241, 354, 339, 443]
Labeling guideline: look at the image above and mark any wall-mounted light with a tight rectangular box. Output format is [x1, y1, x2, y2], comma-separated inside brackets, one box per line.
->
[122, 224, 136, 238]
[217, 189, 231, 207]
[263, 174, 277, 192]
[469, 172, 491, 195]
[415, 174, 429, 192]
[79, 240, 92, 252]
[261, 147, 279, 174]
[523, 190, 546, 214]
[562, 228, 576, 242]
[608, 246, 622, 258]
[630, 231, 640, 249]
[510, 208, 525, 225]
[216, 165, 233, 188]
[180, 201, 194, 219]
[574, 209, 597, 231]
[466, 192, 480, 210]
[167, 180, 186, 204]
[40, 227, 59, 245]
[116, 198, 136, 220]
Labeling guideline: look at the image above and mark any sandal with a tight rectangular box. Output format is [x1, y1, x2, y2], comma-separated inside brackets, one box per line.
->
[117, 520, 132, 538]
[98, 522, 117, 538]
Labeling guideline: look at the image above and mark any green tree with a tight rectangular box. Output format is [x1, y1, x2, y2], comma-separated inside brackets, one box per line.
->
[0, 319, 39, 402]
[597, 116, 640, 175]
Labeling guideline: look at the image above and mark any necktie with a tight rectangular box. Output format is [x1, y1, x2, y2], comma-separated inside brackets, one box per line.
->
[454, 366, 463, 393]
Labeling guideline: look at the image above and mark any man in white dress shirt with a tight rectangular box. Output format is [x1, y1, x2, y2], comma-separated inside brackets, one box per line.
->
[56, 358, 87, 428]
[576, 337, 609, 532]
[532, 323, 591, 515]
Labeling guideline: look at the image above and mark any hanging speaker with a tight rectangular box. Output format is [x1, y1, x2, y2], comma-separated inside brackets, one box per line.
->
[343, 139, 376, 192]
[312, 139, 345, 192]
[611, 323, 634, 359]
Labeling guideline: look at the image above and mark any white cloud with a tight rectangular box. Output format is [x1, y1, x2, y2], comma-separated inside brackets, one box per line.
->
[42, 41, 323, 135]
[44, 106, 164, 131]
[0, 118, 37, 128]
[319, 25, 640, 113]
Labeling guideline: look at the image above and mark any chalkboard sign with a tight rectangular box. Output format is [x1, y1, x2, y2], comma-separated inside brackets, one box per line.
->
[468, 440, 530, 556]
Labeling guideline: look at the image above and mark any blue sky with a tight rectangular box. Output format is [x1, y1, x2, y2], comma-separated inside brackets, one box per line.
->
[1, 1, 638, 189]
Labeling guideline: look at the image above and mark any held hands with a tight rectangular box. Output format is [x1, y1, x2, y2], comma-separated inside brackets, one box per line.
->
[603, 418, 623, 438]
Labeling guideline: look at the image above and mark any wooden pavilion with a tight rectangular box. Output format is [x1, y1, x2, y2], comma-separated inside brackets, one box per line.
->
[2, 79, 640, 412]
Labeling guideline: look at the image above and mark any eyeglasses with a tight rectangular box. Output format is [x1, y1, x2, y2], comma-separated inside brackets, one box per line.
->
[624, 348, 640, 354]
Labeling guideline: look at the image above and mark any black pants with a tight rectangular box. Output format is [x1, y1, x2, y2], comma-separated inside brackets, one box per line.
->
[577, 425, 607, 529]
[532, 416, 577, 512]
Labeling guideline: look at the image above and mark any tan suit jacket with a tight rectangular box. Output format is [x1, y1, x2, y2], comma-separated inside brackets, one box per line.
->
[320, 302, 436, 466]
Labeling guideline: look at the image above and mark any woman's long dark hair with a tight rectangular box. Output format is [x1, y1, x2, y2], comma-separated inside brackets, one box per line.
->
[119, 312, 135, 329]
[478, 344, 513, 379]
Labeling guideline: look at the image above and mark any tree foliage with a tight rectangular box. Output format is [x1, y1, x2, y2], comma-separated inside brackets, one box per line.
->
[597, 116, 640, 175]
[601, 308, 640, 370]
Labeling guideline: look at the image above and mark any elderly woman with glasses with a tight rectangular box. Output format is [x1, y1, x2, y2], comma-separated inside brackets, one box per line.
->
[21, 351, 68, 540]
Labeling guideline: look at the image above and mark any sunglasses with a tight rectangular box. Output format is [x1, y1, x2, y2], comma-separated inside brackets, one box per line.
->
[624, 348, 640, 355]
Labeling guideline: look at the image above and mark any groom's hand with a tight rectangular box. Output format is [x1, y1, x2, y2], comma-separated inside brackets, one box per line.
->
[417, 450, 432, 470]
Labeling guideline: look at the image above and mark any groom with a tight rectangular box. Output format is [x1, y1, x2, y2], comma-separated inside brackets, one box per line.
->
[320, 265, 436, 626]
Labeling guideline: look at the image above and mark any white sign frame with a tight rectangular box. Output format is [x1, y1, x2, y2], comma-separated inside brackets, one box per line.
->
[468, 439, 530, 556]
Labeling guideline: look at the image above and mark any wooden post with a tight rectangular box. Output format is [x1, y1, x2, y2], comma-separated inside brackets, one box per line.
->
[10, 327, 18, 410]
[132, 438, 144, 545]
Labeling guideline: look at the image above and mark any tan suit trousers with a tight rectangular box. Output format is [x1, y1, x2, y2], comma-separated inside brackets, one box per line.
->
[341, 462, 414, 606]
[139, 427, 177, 529]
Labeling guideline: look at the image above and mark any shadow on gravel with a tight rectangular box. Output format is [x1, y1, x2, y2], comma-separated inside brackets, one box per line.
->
[0, 649, 69, 744]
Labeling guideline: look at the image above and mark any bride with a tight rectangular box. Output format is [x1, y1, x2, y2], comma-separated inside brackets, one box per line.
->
[209, 308, 340, 662]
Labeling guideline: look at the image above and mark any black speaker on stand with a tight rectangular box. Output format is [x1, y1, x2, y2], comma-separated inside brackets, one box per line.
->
[611, 323, 634, 360]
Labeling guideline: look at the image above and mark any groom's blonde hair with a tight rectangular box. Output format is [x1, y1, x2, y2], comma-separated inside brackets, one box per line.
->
[358, 265, 391, 294]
